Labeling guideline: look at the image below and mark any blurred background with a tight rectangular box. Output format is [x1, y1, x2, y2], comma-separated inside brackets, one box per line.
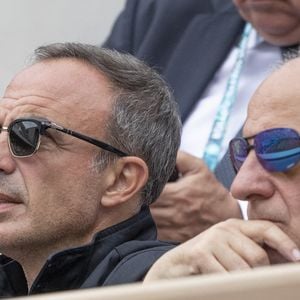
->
[0, 0, 125, 94]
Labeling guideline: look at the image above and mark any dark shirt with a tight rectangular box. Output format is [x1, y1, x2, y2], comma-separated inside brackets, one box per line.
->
[0, 206, 173, 297]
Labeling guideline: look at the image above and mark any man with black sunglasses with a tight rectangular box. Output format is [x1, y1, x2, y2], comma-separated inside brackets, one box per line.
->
[0, 42, 181, 296]
[143, 56, 300, 280]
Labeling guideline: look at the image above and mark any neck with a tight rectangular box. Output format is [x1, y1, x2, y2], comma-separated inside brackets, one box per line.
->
[7, 235, 96, 289]
[7, 205, 141, 289]
[16, 251, 50, 289]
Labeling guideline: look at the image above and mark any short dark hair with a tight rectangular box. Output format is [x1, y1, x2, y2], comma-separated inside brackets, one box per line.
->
[33, 43, 182, 205]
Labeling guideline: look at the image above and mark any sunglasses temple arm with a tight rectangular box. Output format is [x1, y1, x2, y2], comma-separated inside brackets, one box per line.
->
[50, 124, 128, 157]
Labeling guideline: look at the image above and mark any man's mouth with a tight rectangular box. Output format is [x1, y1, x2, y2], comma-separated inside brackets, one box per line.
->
[0, 193, 22, 212]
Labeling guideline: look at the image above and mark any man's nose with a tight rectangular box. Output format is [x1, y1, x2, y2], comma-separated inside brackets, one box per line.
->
[230, 150, 274, 201]
[0, 132, 17, 174]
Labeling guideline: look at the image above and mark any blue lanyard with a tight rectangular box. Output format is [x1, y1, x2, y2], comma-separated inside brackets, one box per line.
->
[203, 23, 252, 171]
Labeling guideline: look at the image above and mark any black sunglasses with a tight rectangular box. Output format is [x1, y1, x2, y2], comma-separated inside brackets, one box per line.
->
[229, 127, 300, 173]
[0, 118, 129, 158]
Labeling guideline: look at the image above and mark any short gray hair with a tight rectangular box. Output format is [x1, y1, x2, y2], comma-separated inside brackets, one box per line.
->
[32, 42, 182, 205]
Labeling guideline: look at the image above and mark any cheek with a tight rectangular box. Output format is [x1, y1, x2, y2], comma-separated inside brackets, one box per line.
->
[232, 0, 249, 17]
[21, 156, 101, 219]
[291, 1, 300, 12]
[20, 160, 103, 237]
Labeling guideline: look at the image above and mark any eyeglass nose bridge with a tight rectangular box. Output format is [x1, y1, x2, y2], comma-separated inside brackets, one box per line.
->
[246, 143, 255, 154]
[243, 142, 256, 163]
[0, 126, 13, 157]
[0, 126, 9, 133]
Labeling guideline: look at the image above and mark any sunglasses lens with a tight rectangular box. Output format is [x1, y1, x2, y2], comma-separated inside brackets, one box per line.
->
[229, 138, 248, 172]
[9, 120, 40, 157]
[255, 128, 300, 172]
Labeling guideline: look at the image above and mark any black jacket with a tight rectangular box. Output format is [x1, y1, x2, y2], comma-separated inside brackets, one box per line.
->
[0, 206, 173, 297]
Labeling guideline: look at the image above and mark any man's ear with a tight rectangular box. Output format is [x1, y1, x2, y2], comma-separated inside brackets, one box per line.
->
[101, 157, 149, 207]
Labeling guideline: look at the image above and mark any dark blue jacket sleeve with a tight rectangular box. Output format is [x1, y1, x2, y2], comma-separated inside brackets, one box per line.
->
[103, 0, 215, 59]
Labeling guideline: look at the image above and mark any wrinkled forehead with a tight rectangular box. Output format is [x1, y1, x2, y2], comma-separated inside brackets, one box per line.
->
[243, 58, 300, 136]
[1, 59, 114, 132]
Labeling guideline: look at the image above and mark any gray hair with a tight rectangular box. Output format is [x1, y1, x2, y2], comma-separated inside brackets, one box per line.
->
[32, 42, 182, 205]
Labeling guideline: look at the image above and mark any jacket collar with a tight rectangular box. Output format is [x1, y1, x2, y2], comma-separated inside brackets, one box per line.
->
[0, 206, 156, 296]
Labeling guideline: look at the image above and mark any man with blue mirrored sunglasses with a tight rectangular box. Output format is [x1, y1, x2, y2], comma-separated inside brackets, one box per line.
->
[105, 0, 300, 244]
[144, 55, 300, 281]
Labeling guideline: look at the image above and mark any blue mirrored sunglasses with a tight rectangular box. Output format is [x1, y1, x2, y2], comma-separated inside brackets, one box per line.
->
[229, 128, 300, 173]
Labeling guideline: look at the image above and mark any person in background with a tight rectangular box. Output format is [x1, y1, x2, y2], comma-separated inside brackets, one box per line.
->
[144, 55, 300, 281]
[104, 0, 300, 242]
[0, 42, 181, 297]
